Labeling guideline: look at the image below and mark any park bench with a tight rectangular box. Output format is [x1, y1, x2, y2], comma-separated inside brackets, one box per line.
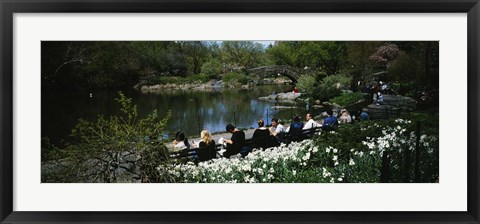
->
[169, 126, 323, 161]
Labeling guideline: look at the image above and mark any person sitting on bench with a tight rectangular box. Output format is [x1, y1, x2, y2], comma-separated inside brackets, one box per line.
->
[287, 115, 304, 142]
[196, 130, 216, 162]
[171, 131, 190, 152]
[303, 113, 319, 138]
[252, 119, 273, 150]
[223, 124, 246, 158]
[322, 109, 338, 131]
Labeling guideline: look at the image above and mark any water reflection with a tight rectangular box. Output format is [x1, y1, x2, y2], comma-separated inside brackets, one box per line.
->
[42, 85, 310, 145]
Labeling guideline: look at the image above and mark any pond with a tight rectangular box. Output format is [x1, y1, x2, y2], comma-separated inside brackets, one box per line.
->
[42, 85, 317, 146]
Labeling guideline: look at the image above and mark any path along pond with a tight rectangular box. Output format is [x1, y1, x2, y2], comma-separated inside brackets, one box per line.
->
[43, 85, 320, 145]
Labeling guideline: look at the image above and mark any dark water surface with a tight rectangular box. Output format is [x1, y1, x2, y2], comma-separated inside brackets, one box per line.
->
[42, 85, 312, 145]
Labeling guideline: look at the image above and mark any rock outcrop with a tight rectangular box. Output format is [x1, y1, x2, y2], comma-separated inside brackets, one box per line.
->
[363, 95, 417, 119]
[258, 92, 301, 103]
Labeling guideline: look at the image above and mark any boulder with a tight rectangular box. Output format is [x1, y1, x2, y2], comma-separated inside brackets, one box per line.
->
[363, 95, 417, 119]
[258, 92, 301, 102]
[276, 92, 301, 101]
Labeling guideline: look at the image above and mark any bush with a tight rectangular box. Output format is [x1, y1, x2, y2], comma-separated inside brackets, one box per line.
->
[185, 73, 213, 83]
[388, 52, 423, 83]
[201, 59, 223, 77]
[329, 92, 367, 107]
[42, 92, 174, 183]
[314, 74, 352, 101]
[296, 74, 317, 95]
[222, 71, 248, 85]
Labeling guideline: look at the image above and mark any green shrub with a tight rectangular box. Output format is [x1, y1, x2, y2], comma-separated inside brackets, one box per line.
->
[296, 74, 316, 95]
[314, 74, 352, 101]
[185, 73, 212, 83]
[152, 76, 185, 85]
[42, 92, 173, 183]
[201, 59, 223, 77]
[222, 71, 248, 84]
[329, 92, 367, 107]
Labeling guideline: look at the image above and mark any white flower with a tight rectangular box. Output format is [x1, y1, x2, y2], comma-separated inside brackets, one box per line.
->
[326, 147, 331, 153]
[370, 151, 375, 155]
[322, 168, 331, 177]
[337, 177, 343, 182]
[334, 161, 339, 166]
[349, 158, 355, 166]
[293, 170, 297, 176]
[333, 148, 338, 153]
[302, 152, 311, 161]
[332, 155, 338, 161]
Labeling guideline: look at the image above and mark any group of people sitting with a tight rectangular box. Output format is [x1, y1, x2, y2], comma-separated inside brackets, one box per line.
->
[171, 108, 370, 162]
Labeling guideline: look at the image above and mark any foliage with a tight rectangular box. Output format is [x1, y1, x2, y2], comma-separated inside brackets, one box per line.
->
[222, 71, 249, 85]
[159, 115, 438, 183]
[346, 41, 381, 82]
[296, 74, 317, 95]
[329, 92, 367, 107]
[131, 41, 187, 77]
[42, 92, 173, 183]
[388, 52, 424, 83]
[42, 41, 439, 99]
[314, 74, 352, 101]
[267, 41, 347, 75]
[369, 43, 401, 70]
[220, 41, 267, 69]
[201, 59, 223, 77]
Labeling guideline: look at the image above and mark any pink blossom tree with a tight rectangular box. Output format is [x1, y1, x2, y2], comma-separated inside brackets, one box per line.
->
[369, 43, 401, 70]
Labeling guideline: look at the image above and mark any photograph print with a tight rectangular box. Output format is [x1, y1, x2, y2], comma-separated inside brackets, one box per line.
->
[41, 41, 439, 183]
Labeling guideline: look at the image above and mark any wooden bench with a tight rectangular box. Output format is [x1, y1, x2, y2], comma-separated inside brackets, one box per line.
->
[170, 126, 323, 161]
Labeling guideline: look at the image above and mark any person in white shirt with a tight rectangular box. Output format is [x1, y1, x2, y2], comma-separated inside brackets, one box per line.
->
[269, 118, 285, 136]
[339, 109, 352, 124]
[303, 113, 318, 130]
[171, 131, 190, 152]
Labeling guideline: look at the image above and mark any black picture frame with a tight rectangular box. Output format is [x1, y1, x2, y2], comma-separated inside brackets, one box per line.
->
[1, 0, 479, 223]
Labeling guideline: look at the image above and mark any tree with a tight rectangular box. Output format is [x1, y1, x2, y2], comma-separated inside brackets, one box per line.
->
[220, 41, 266, 69]
[130, 41, 187, 76]
[267, 41, 347, 75]
[179, 41, 209, 75]
[346, 41, 382, 82]
[369, 43, 401, 71]
[388, 41, 439, 89]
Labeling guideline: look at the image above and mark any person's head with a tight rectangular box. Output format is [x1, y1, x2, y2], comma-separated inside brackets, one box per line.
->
[271, 118, 279, 127]
[340, 109, 348, 116]
[306, 113, 313, 121]
[326, 108, 333, 116]
[293, 115, 300, 122]
[257, 119, 265, 128]
[226, 124, 235, 133]
[200, 130, 212, 144]
[175, 131, 186, 141]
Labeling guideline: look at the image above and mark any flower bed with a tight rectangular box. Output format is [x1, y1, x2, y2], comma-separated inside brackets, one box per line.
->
[158, 118, 439, 183]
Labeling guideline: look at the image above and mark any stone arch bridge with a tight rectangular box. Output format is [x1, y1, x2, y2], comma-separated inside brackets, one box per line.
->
[246, 65, 304, 84]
